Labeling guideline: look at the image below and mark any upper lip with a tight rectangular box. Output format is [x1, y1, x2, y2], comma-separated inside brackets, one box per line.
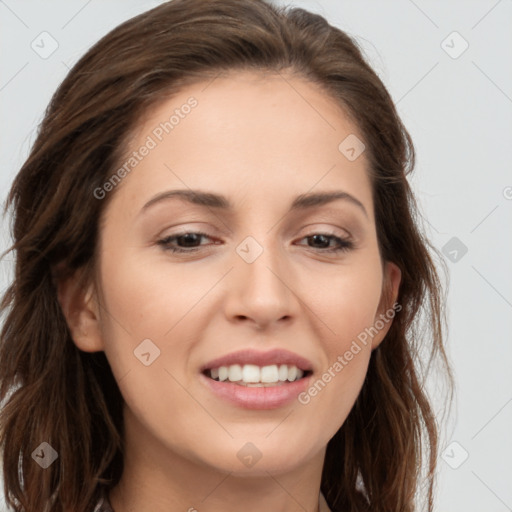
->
[201, 348, 314, 373]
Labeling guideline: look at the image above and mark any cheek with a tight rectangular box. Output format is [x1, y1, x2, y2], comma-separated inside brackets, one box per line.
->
[98, 247, 205, 337]
[301, 250, 382, 404]
[95, 249, 193, 381]
[309, 252, 384, 348]
[95, 251, 203, 435]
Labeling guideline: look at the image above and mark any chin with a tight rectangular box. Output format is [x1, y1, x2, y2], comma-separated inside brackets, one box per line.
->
[193, 438, 316, 477]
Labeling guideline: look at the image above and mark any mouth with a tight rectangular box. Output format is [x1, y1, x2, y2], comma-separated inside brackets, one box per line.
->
[199, 348, 315, 409]
[202, 364, 313, 387]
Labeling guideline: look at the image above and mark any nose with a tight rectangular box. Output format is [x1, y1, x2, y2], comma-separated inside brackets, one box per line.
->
[222, 237, 298, 330]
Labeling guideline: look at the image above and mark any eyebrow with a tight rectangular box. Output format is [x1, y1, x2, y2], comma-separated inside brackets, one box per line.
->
[141, 189, 368, 218]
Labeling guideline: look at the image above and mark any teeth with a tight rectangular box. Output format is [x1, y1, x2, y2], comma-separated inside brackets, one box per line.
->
[287, 365, 298, 381]
[242, 364, 260, 383]
[260, 364, 279, 382]
[228, 364, 243, 382]
[208, 364, 305, 384]
[218, 366, 229, 381]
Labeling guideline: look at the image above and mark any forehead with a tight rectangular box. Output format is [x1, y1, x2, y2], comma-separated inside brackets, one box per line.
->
[105, 69, 373, 220]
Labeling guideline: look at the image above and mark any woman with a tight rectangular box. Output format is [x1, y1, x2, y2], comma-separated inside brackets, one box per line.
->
[0, 0, 453, 511]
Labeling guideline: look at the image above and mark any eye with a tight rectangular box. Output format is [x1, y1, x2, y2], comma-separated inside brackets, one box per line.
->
[157, 231, 354, 255]
[157, 231, 214, 254]
[296, 233, 354, 253]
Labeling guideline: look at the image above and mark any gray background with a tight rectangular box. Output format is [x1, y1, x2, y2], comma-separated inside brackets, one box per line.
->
[1, 0, 511, 510]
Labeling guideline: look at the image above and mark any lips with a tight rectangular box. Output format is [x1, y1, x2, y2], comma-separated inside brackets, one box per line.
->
[200, 348, 314, 373]
[199, 371, 312, 409]
[199, 348, 315, 409]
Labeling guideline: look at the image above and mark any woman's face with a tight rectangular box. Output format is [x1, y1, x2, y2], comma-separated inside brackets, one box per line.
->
[75, 70, 400, 475]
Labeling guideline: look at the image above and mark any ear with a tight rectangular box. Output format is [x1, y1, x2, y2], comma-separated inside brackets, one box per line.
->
[371, 261, 402, 350]
[55, 265, 104, 353]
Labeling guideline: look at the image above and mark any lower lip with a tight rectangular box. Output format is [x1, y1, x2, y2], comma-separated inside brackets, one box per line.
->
[199, 372, 312, 410]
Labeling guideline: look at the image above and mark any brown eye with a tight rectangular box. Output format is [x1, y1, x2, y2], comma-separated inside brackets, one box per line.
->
[158, 231, 213, 253]
[298, 233, 354, 253]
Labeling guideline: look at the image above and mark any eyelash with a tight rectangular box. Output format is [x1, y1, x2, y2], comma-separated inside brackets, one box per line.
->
[157, 231, 354, 254]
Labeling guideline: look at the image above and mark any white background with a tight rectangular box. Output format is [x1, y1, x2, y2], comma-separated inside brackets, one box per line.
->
[1, 1, 511, 511]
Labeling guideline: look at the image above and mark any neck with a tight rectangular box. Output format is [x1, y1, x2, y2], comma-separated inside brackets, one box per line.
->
[108, 407, 326, 512]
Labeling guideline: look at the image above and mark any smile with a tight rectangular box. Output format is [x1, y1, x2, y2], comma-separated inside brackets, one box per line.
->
[204, 364, 310, 386]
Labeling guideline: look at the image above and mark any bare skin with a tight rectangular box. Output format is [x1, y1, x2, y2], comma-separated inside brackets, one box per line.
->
[58, 70, 401, 512]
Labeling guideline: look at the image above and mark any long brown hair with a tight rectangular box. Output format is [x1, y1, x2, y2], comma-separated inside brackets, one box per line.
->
[0, 1, 453, 511]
